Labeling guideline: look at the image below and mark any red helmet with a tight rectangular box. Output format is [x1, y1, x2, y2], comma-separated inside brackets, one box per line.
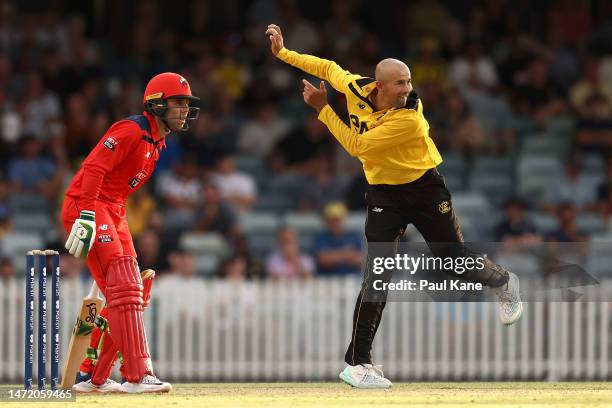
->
[143, 72, 200, 131]
[143, 72, 199, 103]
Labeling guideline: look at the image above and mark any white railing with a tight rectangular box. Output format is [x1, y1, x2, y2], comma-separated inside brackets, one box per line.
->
[1, 276, 611, 382]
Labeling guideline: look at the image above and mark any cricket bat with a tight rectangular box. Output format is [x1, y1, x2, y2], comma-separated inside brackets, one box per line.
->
[60, 281, 104, 390]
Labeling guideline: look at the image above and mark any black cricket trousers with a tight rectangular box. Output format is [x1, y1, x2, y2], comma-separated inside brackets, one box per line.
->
[345, 168, 509, 366]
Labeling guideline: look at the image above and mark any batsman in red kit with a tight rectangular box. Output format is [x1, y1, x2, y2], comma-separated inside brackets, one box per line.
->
[61, 72, 199, 393]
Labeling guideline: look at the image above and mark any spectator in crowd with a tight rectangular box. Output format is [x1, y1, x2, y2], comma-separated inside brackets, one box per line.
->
[156, 156, 202, 231]
[63, 92, 93, 157]
[210, 155, 257, 212]
[17, 71, 61, 140]
[0, 105, 22, 154]
[156, 250, 206, 320]
[547, 202, 588, 243]
[595, 157, 612, 219]
[182, 90, 242, 163]
[295, 154, 343, 211]
[0, 177, 9, 221]
[163, 249, 199, 279]
[545, 24, 580, 93]
[405, 0, 451, 41]
[265, 227, 314, 280]
[344, 173, 367, 211]
[269, 113, 333, 174]
[570, 58, 612, 118]
[186, 52, 220, 107]
[572, 59, 612, 153]
[0, 256, 14, 280]
[411, 37, 448, 91]
[313, 202, 362, 276]
[212, 254, 257, 325]
[544, 154, 600, 212]
[153, 129, 184, 175]
[575, 92, 612, 154]
[217, 255, 249, 281]
[126, 185, 157, 239]
[212, 53, 251, 101]
[135, 228, 166, 273]
[238, 102, 291, 159]
[513, 56, 566, 128]
[7, 134, 61, 205]
[0, 213, 10, 241]
[546, 0, 591, 50]
[58, 253, 88, 282]
[278, 0, 321, 54]
[227, 231, 265, 280]
[323, 0, 365, 58]
[600, 55, 612, 89]
[194, 182, 237, 235]
[449, 42, 498, 97]
[494, 198, 541, 244]
[437, 90, 488, 157]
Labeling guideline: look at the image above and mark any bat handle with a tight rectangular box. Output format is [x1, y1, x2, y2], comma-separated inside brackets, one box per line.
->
[86, 281, 102, 300]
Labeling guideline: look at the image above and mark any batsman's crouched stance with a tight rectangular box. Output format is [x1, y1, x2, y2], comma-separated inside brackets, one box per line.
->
[61, 72, 200, 393]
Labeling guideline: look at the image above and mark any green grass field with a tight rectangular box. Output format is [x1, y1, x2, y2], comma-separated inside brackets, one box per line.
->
[2, 383, 612, 407]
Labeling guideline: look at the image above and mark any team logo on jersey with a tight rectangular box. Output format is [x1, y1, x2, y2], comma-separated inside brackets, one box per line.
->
[129, 170, 148, 189]
[97, 234, 113, 243]
[98, 224, 108, 231]
[439, 201, 451, 214]
[103, 137, 117, 151]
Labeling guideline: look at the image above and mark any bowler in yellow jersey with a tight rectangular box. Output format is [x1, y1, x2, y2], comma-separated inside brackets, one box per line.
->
[266, 24, 523, 389]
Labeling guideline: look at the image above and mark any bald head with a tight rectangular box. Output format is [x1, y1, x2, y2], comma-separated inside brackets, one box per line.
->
[375, 58, 410, 82]
[372, 58, 413, 110]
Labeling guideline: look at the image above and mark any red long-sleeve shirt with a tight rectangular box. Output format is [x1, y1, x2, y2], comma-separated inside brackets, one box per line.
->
[65, 112, 165, 211]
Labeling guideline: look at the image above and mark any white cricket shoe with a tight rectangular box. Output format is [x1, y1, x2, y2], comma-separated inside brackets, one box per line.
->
[72, 379, 125, 393]
[339, 364, 392, 389]
[121, 374, 172, 393]
[495, 271, 523, 325]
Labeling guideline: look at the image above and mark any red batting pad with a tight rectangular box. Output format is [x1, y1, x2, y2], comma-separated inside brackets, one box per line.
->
[104, 256, 150, 382]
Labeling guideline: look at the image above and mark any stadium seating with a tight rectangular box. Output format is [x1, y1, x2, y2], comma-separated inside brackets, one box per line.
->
[529, 212, 560, 235]
[495, 252, 540, 277]
[1, 232, 44, 271]
[281, 213, 324, 234]
[11, 213, 53, 233]
[345, 212, 366, 234]
[582, 153, 605, 176]
[576, 213, 607, 235]
[451, 192, 491, 220]
[196, 254, 221, 276]
[238, 212, 279, 235]
[468, 172, 514, 207]
[438, 153, 467, 177]
[516, 155, 562, 205]
[586, 233, 612, 277]
[179, 232, 229, 257]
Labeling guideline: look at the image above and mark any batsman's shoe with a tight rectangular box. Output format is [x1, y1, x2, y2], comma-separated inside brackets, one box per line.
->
[339, 364, 392, 389]
[73, 379, 125, 393]
[122, 374, 172, 393]
[495, 271, 523, 325]
[74, 370, 91, 384]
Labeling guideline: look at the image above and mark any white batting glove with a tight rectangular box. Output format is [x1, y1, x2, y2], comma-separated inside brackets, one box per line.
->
[65, 210, 96, 259]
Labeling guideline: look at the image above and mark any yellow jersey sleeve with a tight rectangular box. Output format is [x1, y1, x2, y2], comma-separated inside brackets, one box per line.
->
[276, 47, 360, 94]
[317, 104, 421, 157]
